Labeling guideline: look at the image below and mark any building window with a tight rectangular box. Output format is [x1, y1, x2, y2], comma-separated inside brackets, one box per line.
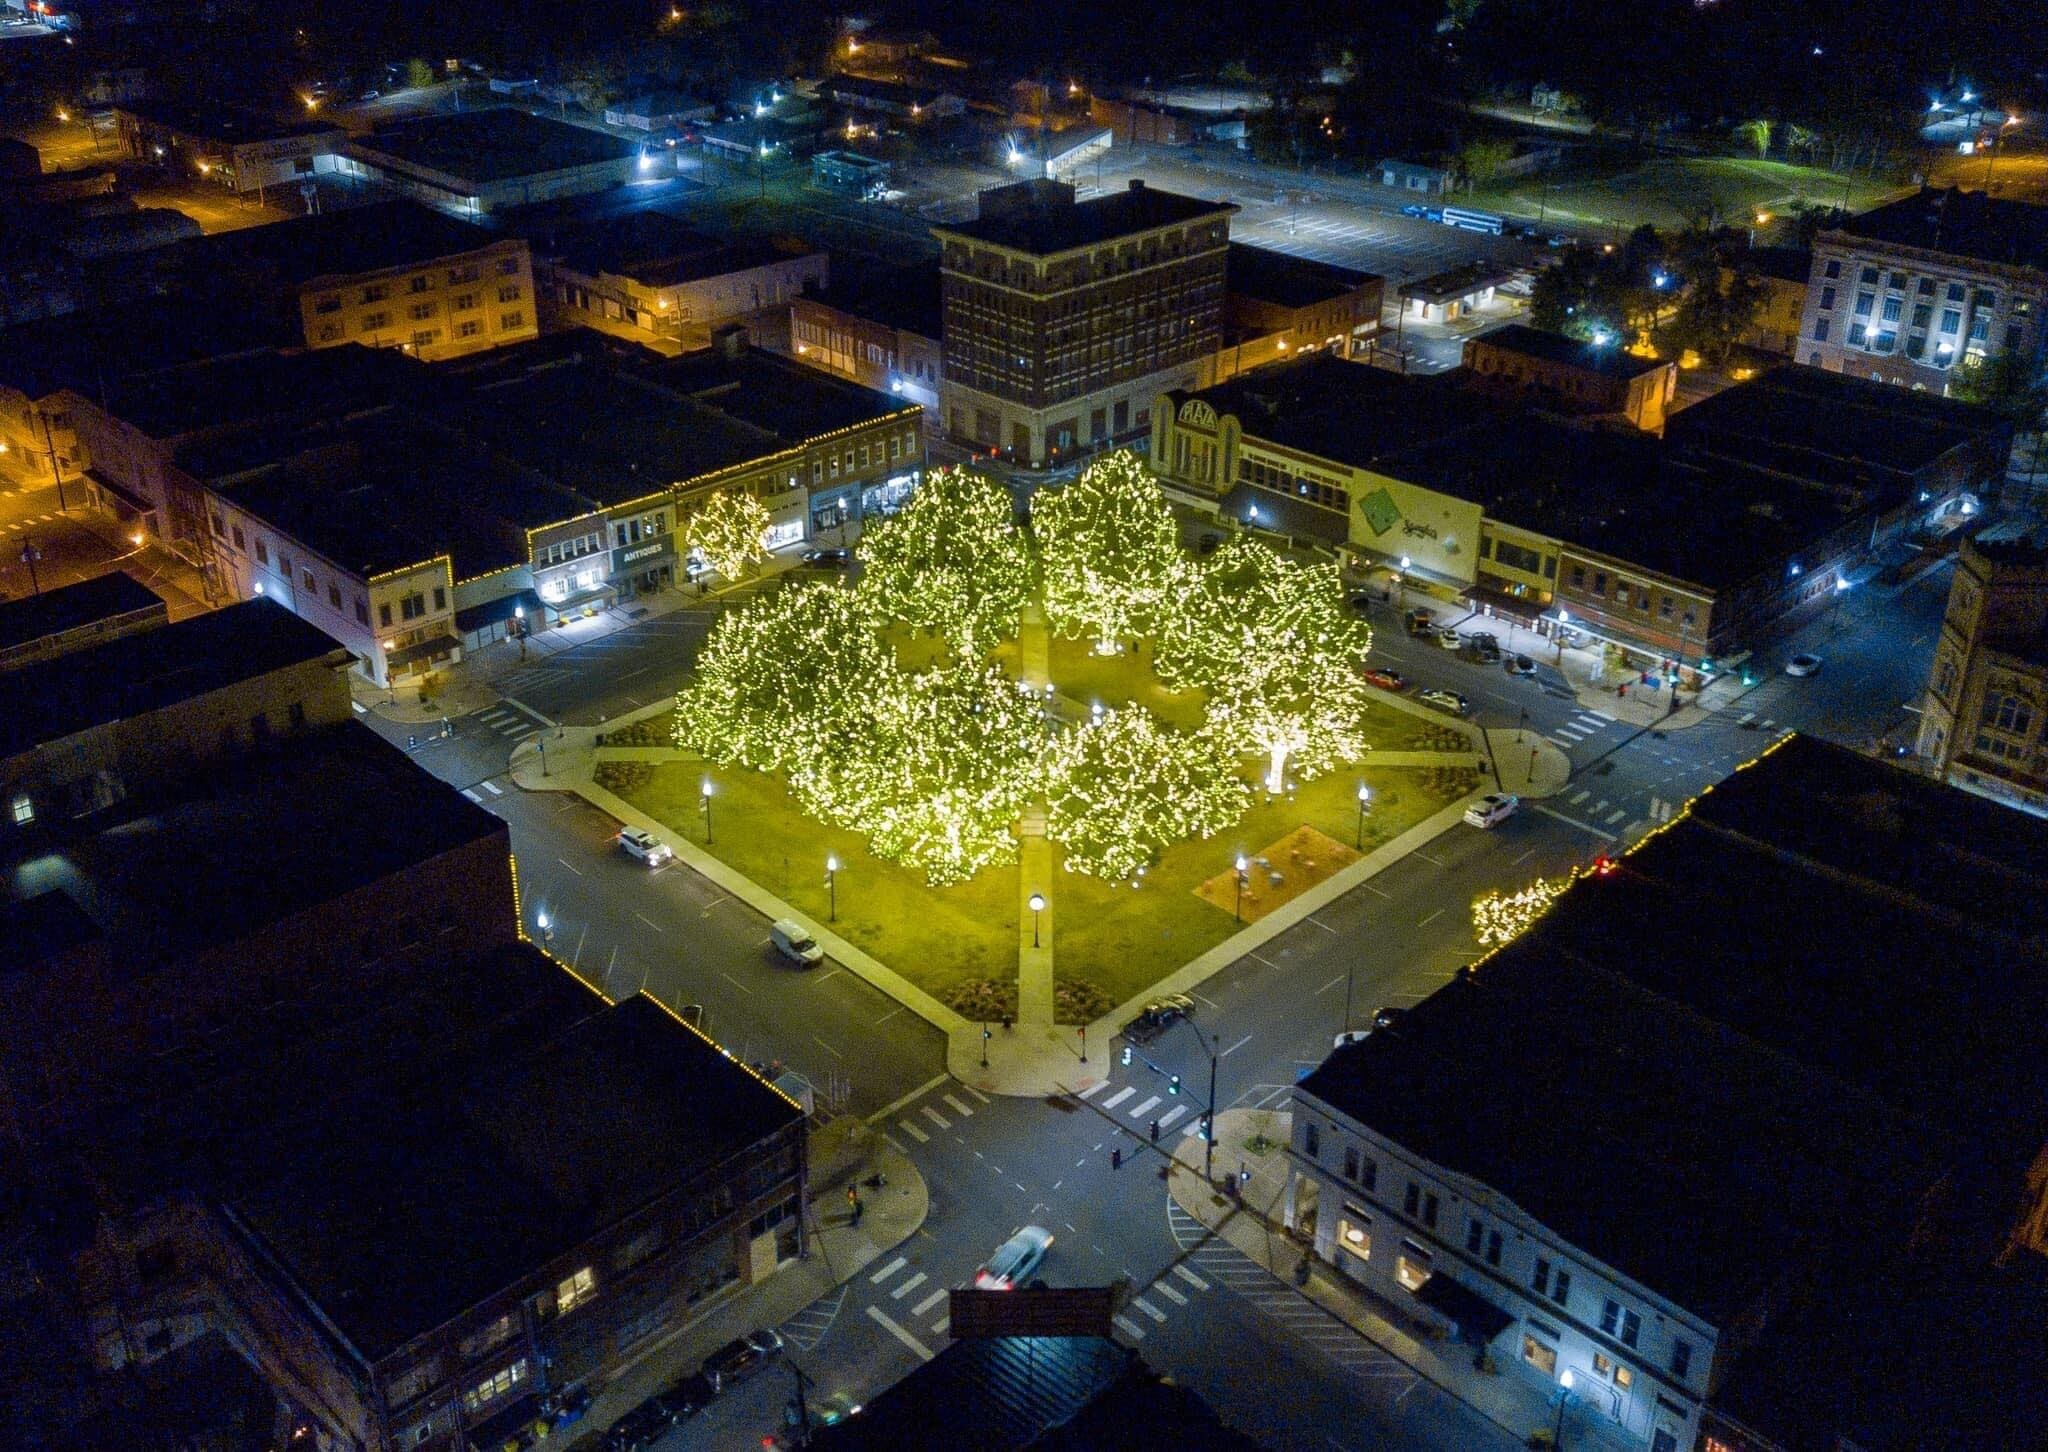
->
[379, 602, 393, 628]
[1822, 259, 1839, 279]
[232, 526, 246, 550]
[1986, 694, 2033, 734]
[11, 793, 33, 825]
[1859, 267, 1878, 285]
[355, 597, 369, 626]
[1551, 1270, 1570, 1306]
[1817, 286, 1835, 312]
[412, 330, 439, 348]
[1403, 1182, 1419, 1217]
[498, 284, 522, 303]
[1600, 1300, 1642, 1346]
[362, 283, 389, 303]
[499, 256, 521, 275]
[410, 274, 431, 293]
[463, 1359, 527, 1413]
[1912, 304, 1932, 328]
[1344, 1146, 1361, 1182]
[1941, 308, 1962, 334]
[302, 568, 317, 592]
[1303, 1122, 1320, 1158]
[1880, 296, 1902, 323]
[1671, 1339, 1693, 1379]
[1395, 1241, 1431, 1291]
[362, 311, 391, 331]
[433, 587, 446, 611]
[1533, 1259, 1550, 1296]
[455, 292, 479, 310]
[256, 539, 269, 565]
[1466, 1219, 1484, 1255]
[409, 302, 436, 321]
[555, 1267, 597, 1314]
[314, 295, 341, 314]
[1847, 322, 1867, 346]
[1852, 291, 1874, 317]
[1337, 1213, 1371, 1262]
[1522, 1335, 1558, 1377]
[457, 320, 481, 338]
[500, 311, 525, 330]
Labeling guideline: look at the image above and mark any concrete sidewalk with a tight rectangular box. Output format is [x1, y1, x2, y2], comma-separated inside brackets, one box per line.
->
[575, 1126, 927, 1442]
[1169, 1110, 1635, 1452]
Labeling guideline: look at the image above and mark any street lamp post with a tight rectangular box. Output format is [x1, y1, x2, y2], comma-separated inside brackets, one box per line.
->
[825, 855, 839, 922]
[1396, 555, 1411, 610]
[537, 910, 553, 944]
[1354, 783, 1371, 850]
[1554, 1369, 1577, 1449]
[700, 778, 714, 845]
[19, 539, 41, 596]
[1233, 854, 1249, 923]
[1028, 891, 1045, 948]
[1984, 114, 2022, 191]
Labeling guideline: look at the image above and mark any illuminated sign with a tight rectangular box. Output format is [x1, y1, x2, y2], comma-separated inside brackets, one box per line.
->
[1177, 398, 1219, 429]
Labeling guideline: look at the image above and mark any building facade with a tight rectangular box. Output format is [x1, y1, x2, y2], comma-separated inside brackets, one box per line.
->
[1462, 323, 1677, 433]
[337, 112, 639, 218]
[1916, 534, 2048, 815]
[936, 178, 1237, 464]
[114, 102, 343, 193]
[1222, 243, 1382, 369]
[788, 259, 944, 428]
[297, 234, 537, 361]
[1798, 188, 2048, 391]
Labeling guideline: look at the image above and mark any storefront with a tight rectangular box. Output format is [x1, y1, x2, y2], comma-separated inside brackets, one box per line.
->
[808, 482, 862, 535]
[862, 469, 919, 519]
[613, 536, 675, 598]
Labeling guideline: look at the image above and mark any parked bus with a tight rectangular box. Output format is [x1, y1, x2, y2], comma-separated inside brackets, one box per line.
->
[1440, 206, 1505, 235]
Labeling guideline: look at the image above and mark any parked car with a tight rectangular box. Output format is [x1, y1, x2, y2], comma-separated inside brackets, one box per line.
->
[1404, 607, 1435, 636]
[1504, 654, 1537, 677]
[770, 919, 825, 967]
[1123, 992, 1194, 1041]
[1464, 793, 1521, 829]
[702, 1330, 783, 1391]
[1347, 590, 1378, 615]
[601, 1394, 680, 1452]
[1362, 668, 1408, 691]
[1785, 653, 1823, 677]
[975, 1225, 1054, 1289]
[618, 825, 673, 867]
[1467, 631, 1501, 662]
[1399, 202, 1431, 217]
[1371, 1005, 1408, 1031]
[801, 547, 850, 568]
[1417, 688, 1469, 716]
[1436, 627, 1463, 650]
[666, 1373, 715, 1418]
[1333, 1028, 1371, 1049]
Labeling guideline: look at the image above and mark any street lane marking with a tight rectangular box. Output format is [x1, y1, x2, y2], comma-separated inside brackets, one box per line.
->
[941, 1093, 974, 1118]
[1134, 1297, 1167, 1322]
[1316, 974, 1343, 995]
[1173, 1266, 1210, 1290]
[960, 1084, 990, 1103]
[634, 913, 663, 932]
[482, 781, 504, 795]
[1305, 916, 1338, 934]
[555, 857, 584, 876]
[869, 1256, 907, 1285]
[1605, 809, 1628, 824]
[1129, 1094, 1162, 1119]
[866, 1306, 933, 1361]
[811, 1035, 844, 1059]
[1529, 803, 1618, 841]
[1112, 1314, 1147, 1340]
[1153, 1281, 1188, 1305]
[463, 789, 483, 802]
[718, 972, 754, 995]
[1102, 1087, 1135, 1109]
[921, 1105, 950, 1129]
[1078, 1081, 1109, 1099]
[1568, 789, 1590, 803]
[929, 1318, 949, 1337]
[1512, 849, 1535, 865]
[1222, 1034, 1253, 1057]
[913, 1287, 948, 1315]
[1158, 1105, 1189, 1129]
[1418, 909, 1444, 927]
[892, 1272, 928, 1300]
[897, 1119, 930, 1143]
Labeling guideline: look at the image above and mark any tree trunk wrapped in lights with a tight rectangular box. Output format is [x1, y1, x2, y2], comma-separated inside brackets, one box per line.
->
[1044, 706, 1249, 881]
[684, 488, 772, 581]
[1158, 538, 1373, 793]
[856, 466, 1030, 662]
[1033, 451, 1183, 654]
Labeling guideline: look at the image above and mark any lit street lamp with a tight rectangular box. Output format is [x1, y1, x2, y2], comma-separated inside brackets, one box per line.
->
[1234, 853, 1250, 922]
[825, 854, 839, 922]
[1028, 891, 1045, 948]
[1396, 555, 1411, 609]
[1554, 1369, 1577, 1449]
[1354, 783, 1371, 850]
[536, 910, 553, 944]
[1749, 210, 1771, 247]
[1985, 114, 2023, 190]
[700, 778, 714, 844]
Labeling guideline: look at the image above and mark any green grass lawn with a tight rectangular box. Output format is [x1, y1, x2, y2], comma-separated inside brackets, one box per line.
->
[1465, 154, 1899, 235]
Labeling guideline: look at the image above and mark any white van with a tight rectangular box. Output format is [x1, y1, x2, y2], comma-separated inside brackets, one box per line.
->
[770, 919, 825, 967]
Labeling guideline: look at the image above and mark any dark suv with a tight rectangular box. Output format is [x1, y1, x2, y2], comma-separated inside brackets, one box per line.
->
[702, 1329, 784, 1391]
[602, 1394, 680, 1452]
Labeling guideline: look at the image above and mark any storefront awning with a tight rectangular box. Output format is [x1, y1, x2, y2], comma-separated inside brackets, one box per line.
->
[1461, 582, 1546, 628]
[1415, 1273, 1515, 1343]
[385, 633, 462, 669]
[1220, 482, 1349, 545]
[455, 588, 542, 635]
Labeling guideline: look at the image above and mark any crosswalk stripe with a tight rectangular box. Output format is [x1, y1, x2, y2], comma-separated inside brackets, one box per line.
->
[1173, 1265, 1210, 1290]
[482, 781, 503, 795]
[869, 1256, 907, 1285]
[866, 1305, 933, 1360]
[1077, 1080, 1109, 1099]
[1568, 789, 1590, 804]
[1102, 1087, 1135, 1109]
[1584, 709, 1616, 722]
[941, 1093, 973, 1118]
[929, 1318, 948, 1337]
[1157, 1105, 1189, 1130]
[1553, 724, 1590, 739]
[462, 789, 483, 802]
[921, 1105, 950, 1129]
[897, 1118, 929, 1143]
[960, 1084, 990, 1104]
[1133, 1297, 1167, 1322]
[1737, 711, 1756, 724]
[1128, 1094, 1162, 1120]
[1545, 734, 1576, 748]
[913, 1287, 948, 1315]
[892, 1272, 928, 1300]
[1181, 1121, 1205, 1138]
[1112, 1314, 1147, 1341]
[1152, 1281, 1188, 1306]
[350, 700, 367, 715]
[1605, 809, 1627, 824]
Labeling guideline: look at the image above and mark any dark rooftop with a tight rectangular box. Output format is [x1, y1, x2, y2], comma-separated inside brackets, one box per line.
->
[1181, 353, 1493, 468]
[189, 200, 508, 287]
[1834, 186, 2048, 271]
[118, 99, 340, 146]
[1300, 735, 2048, 1321]
[1467, 322, 1671, 380]
[349, 109, 638, 184]
[93, 343, 426, 440]
[0, 598, 347, 761]
[1401, 260, 1518, 302]
[647, 337, 920, 444]
[1745, 244, 1814, 287]
[534, 210, 814, 288]
[0, 571, 161, 656]
[805, 255, 943, 339]
[0, 293, 274, 399]
[1226, 241, 1378, 309]
[937, 178, 1236, 256]
[823, 74, 958, 107]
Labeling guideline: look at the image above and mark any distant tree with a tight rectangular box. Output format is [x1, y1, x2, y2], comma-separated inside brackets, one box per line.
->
[1034, 452, 1183, 654]
[1456, 138, 1516, 190]
[404, 57, 436, 91]
[1733, 118, 1773, 159]
[1663, 261, 1770, 366]
[1951, 350, 2048, 432]
[684, 490, 771, 581]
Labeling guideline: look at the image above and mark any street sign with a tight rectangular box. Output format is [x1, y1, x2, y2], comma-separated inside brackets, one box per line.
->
[948, 1286, 1117, 1339]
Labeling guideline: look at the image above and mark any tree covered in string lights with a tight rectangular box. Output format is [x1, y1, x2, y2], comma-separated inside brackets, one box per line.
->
[1158, 538, 1373, 793]
[1472, 874, 1570, 948]
[856, 467, 1030, 661]
[794, 666, 1043, 885]
[672, 583, 883, 772]
[1044, 707, 1248, 881]
[684, 488, 771, 581]
[1033, 451, 1183, 653]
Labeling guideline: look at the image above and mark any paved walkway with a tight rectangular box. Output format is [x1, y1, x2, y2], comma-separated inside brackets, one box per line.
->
[1169, 1110, 1636, 1452]
[1016, 603, 1056, 1026]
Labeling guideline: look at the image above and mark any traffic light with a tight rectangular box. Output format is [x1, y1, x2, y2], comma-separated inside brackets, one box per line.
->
[1168, 1074, 1181, 1095]
[1120, 1044, 1132, 1067]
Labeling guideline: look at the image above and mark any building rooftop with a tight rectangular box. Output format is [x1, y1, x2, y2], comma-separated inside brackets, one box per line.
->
[534, 210, 814, 289]
[1401, 260, 1518, 303]
[348, 109, 637, 185]
[1225, 242, 1378, 309]
[117, 99, 340, 146]
[648, 335, 920, 446]
[937, 179, 1235, 256]
[1300, 735, 2048, 1321]
[0, 598, 348, 761]
[1467, 322, 1671, 380]
[1833, 186, 2048, 272]
[1745, 244, 1814, 286]
[0, 293, 274, 399]
[823, 74, 959, 108]
[0, 571, 161, 657]
[91, 343, 427, 440]
[805, 255, 943, 339]
[188, 200, 509, 287]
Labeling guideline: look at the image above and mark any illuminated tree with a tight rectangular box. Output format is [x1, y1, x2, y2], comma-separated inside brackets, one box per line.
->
[1033, 451, 1182, 653]
[684, 489, 771, 581]
[1045, 708, 1248, 881]
[1158, 539, 1373, 792]
[857, 467, 1030, 661]
[796, 666, 1042, 885]
[672, 583, 883, 771]
[1472, 874, 1569, 948]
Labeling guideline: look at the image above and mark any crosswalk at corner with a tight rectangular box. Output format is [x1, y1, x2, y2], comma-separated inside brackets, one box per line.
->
[1545, 707, 1616, 750]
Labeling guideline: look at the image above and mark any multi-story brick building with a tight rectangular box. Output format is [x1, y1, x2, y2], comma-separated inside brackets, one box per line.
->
[935, 178, 1236, 464]
[789, 257, 944, 429]
[1462, 322, 1676, 433]
[1216, 243, 1382, 379]
[113, 100, 343, 194]
[1797, 186, 2048, 391]
[1917, 533, 2048, 815]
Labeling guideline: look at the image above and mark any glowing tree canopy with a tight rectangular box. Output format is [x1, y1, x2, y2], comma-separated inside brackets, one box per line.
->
[857, 467, 1030, 661]
[796, 666, 1042, 885]
[1158, 539, 1373, 793]
[684, 488, 772, 580]
[1045, 707, 1248, 881]
[1033, 451, 1183, 652]
[1472, 874, 1570, 948]
[673, 583, 884, 772]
